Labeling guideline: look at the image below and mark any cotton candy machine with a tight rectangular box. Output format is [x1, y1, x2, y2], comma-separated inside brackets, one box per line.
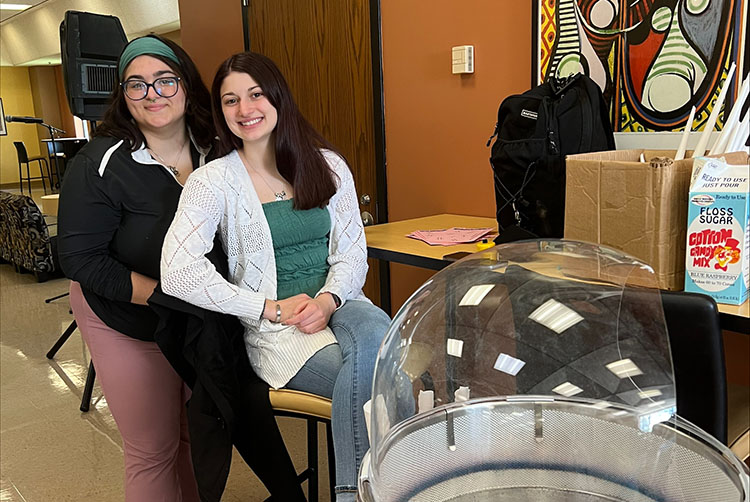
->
[358, 240, 749, 502]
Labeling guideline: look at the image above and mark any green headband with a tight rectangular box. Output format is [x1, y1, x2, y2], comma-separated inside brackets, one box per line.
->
[118, 37, 180, 78]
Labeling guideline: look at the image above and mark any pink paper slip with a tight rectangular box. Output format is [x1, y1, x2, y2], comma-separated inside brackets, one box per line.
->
[407, 227, 494, 246]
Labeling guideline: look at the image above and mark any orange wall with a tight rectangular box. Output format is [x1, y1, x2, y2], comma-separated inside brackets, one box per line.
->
[381, 2, 532, 312]
[178, 0, 245, 87]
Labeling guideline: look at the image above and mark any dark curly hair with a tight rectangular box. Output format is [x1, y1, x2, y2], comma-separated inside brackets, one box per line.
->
[211, 52, 339, 210]
[96, 34, 214, 150]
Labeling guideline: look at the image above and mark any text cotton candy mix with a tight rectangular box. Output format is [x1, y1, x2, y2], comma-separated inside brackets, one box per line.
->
[685, 157, 749, 305]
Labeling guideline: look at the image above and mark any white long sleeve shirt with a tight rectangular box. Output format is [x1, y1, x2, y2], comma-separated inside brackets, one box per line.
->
[161, 149, 370, 388]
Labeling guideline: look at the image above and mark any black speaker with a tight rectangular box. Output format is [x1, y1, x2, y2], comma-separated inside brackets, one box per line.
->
[60, 11, 127, 121]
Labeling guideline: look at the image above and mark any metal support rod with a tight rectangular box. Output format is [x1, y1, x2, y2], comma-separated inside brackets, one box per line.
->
[80, 362, 96, 412]
[42, 123, 64, 190]
[46, 320, 77, 359]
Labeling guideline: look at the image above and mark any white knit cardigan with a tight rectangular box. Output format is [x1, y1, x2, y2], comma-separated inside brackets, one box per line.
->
[161, 149, 370, 388]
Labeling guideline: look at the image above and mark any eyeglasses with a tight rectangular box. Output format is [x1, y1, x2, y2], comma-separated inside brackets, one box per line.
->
[121, 77, 181, 101]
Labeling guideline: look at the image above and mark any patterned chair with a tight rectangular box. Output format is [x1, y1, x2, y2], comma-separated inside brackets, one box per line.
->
[0, 191, 58, 282]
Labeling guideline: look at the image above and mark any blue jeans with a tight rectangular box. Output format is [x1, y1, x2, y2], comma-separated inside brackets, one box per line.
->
[286, 300, 390, 501]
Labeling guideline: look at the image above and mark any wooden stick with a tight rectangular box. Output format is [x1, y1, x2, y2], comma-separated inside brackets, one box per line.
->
[675, 106, 696, 161]
[693, 62, 736, 158]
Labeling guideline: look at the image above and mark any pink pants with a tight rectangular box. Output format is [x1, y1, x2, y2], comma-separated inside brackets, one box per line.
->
[70, 282, 199, 502]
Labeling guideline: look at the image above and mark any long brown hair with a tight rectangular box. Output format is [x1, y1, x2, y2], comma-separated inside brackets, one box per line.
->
[211, 52, 339, 210]
[96, 35, 214, 150]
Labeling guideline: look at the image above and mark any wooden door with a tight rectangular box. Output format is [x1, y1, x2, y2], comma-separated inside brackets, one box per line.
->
[247, 0, 386, 307]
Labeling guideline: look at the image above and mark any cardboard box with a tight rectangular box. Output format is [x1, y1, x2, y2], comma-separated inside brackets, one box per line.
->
[684, 157, 749, 305]
[564, 150, 749, 291]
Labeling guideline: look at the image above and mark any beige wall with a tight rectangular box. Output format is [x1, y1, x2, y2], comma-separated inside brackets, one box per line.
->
[381, 1, 532, 312]
[0, 66, 42, 186]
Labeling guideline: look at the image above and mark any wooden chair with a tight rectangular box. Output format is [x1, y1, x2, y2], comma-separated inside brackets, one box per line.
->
[268, 389, 335, 502]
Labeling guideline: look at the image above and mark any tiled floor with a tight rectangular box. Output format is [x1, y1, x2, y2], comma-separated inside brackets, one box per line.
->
[0, 187, 331, 501]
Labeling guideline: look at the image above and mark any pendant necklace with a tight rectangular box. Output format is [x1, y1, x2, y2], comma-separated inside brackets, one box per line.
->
[264, 180, 287, 201]
[243, 154, 287, 201]
[271, 187, 287, 201]
[149, 138, 189, 179]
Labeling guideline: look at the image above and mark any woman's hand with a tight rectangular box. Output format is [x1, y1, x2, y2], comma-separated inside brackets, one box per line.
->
[131, 271, 158, 305]
[264, 294, 312, 323]
[283, 293, 337, 334]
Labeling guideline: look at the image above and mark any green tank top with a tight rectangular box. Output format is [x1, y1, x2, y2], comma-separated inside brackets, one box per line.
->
[262, 199, 331, 300]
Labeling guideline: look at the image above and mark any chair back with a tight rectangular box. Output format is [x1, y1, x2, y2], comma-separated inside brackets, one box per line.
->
[13, 142, 30, 163]
[662, 290, 727, 444]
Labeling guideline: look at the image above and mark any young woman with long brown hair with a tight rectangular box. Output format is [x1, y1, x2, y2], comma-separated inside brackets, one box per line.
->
[161, 52, 390, 501]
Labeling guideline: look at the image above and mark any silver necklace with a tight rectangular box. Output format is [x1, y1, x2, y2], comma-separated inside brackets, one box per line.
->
[242, 154, 287, 201]
[149, 138, 189, 178]
[271, 187, 287, 201]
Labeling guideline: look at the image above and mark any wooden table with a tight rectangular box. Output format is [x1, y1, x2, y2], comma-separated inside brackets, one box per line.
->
[717, 301, 749, 333]
[365, 214, 748, 332]
[365, 214, 497, 271]
[365, 214, 496, 313]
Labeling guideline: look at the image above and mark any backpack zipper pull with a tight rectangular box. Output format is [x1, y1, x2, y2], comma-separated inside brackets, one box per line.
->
[486, 123, 498, 147]
[512, 201, 521, 225]
[547, 131, 559, 154]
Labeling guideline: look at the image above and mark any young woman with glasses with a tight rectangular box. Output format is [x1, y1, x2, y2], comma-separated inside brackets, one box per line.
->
[57, 34, 212, 501]
[57, 37, 302, 501]
[160, 52, 391, 502]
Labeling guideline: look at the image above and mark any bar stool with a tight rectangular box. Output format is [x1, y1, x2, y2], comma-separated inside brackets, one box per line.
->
[268, 389, 335, 502]
[74, 364, 338, 498]
[13, 142, 48, 195]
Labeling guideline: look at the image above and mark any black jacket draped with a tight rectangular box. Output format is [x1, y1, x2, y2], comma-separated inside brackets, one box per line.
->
[149, 248, 305, 501]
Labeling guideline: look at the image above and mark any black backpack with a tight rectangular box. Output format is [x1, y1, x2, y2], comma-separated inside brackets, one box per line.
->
[487, 73, 615, 241]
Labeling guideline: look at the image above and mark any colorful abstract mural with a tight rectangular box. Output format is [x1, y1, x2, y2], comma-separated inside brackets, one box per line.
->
[536, 0, 748, 132]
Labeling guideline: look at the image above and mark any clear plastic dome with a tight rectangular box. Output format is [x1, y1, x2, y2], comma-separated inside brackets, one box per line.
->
[359, 240, 749, 502]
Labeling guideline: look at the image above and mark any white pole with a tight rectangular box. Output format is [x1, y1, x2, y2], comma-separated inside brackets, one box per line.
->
[693, 62, 736, 158]
[675, 106, 696, 160]
[710, 74, 750, 155]
[726, 110, 749, 154]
